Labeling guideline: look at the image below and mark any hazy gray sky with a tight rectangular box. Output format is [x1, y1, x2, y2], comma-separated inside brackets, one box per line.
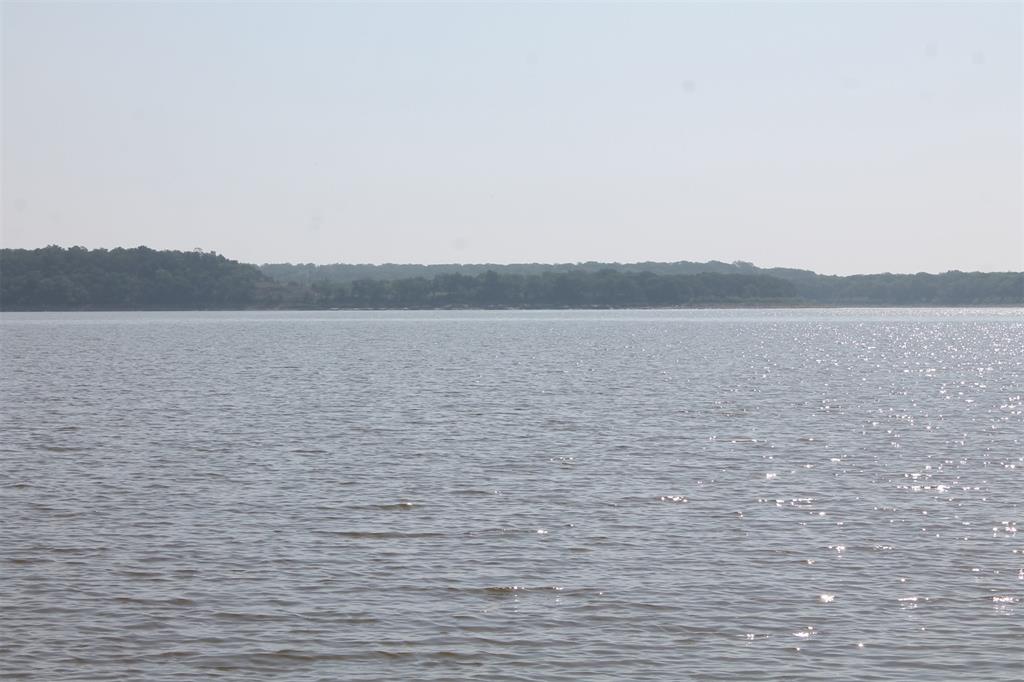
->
[2, 1, 1021, 274]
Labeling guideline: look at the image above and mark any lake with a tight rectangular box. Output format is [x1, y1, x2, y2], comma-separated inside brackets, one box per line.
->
[1, 309, 1021, 680]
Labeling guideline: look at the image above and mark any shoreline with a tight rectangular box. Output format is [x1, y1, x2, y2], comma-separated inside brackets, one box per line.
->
[3, 303, 1022, 313]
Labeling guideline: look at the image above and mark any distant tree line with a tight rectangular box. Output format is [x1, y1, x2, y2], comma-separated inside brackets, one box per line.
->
[309, 270, 799, 308]
[0, 246, 273, 309]
[790, 271, 1024, 306]
[264, 259, 1022, 307]
[1, 246, 1020, 310]
[260, 258, 815, 285]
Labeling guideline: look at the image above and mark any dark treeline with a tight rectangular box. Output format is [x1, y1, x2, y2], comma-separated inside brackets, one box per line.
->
[791, 271, 1024, 306]
[1, 246, 1021, 310]
[266, 259, 1023, 307]
[0, 246, 277, 309]
[309, 270, 800, 308]
[261, 259, 815, 285]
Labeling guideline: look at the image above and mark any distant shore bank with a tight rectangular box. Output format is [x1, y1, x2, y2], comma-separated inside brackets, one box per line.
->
[2, 246, 1021, 311]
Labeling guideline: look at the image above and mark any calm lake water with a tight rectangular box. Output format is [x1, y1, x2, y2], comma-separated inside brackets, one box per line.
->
[1, 309, 1021, 680]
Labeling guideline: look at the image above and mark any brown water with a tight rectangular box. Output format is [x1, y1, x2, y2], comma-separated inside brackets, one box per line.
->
[1, 309, 1021, 680]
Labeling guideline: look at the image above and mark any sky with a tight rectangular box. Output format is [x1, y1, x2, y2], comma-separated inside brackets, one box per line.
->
[1, 1, 1021, 274]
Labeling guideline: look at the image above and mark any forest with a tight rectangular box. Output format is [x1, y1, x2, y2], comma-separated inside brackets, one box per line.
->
[0, 246, 274, 309]
[1, 246, 1021, 310]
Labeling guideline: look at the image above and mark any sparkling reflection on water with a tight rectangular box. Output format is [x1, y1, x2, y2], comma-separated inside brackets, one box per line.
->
[1, 309, 1021, 680]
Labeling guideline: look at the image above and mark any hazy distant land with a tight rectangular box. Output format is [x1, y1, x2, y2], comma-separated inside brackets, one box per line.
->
[1, 246, 1021, 311]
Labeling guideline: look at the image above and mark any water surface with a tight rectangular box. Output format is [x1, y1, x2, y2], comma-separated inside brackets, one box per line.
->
[2, 309, 1021, 680]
